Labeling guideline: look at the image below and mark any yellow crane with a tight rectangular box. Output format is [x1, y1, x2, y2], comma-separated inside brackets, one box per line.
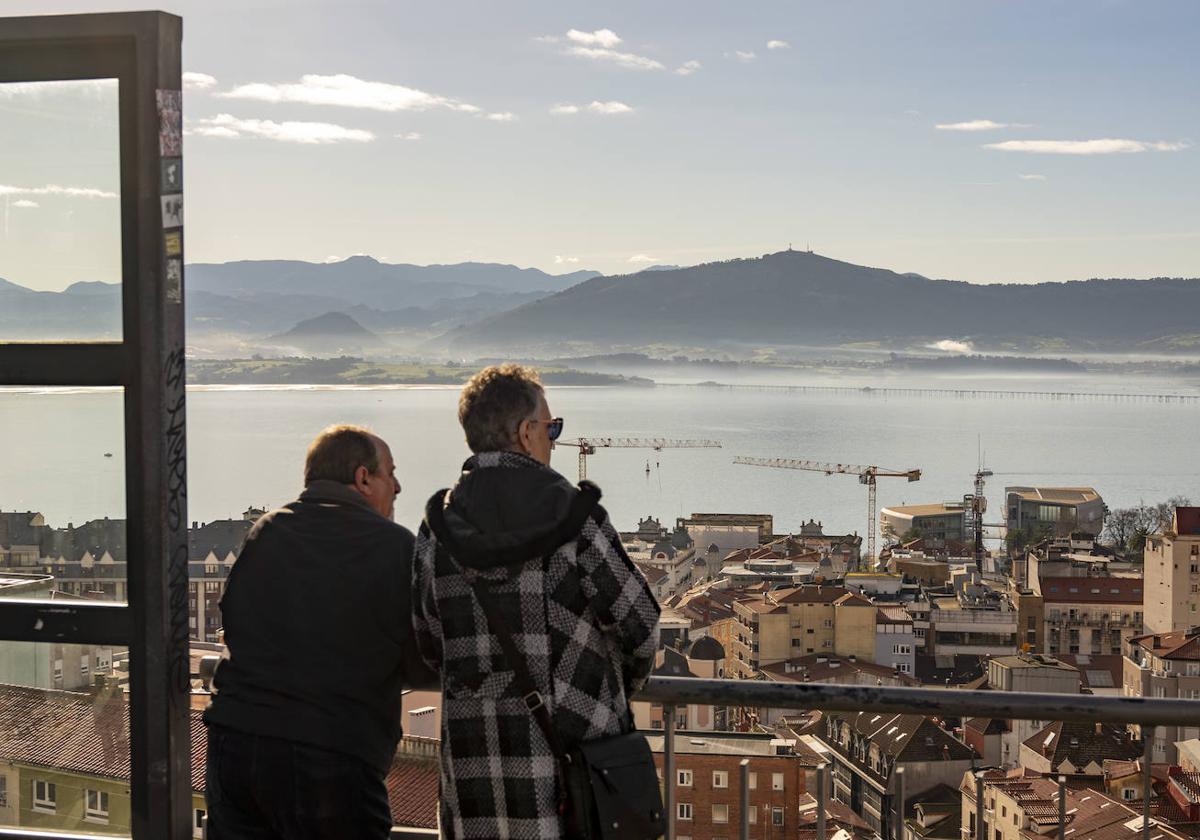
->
[557, 438, 722, 482]
[732, 456, 921, 564]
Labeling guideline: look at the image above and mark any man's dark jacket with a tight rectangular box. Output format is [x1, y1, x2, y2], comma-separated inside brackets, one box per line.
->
[204, 480, 435, 774]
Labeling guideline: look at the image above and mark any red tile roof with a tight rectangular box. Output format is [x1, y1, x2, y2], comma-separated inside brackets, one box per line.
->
[1130, 630, 1200, 660]
[1039, 577, 1143, 604]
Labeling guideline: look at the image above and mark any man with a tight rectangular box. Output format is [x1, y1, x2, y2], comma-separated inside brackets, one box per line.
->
[204, 424, 435, 839]
[412, 364, 661, 839]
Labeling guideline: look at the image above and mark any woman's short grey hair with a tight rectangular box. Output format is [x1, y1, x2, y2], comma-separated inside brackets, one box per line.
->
[458, 364, 544, 454]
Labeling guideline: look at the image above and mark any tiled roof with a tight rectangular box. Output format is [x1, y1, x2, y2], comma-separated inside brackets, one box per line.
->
[1022, 720, 1143, 770]
[761, 654, 918, 686]
[1130, 630, 1200, 661]
[834, 592, 873, 607]
[634, 562, 667, 585]
[776, 585, 851, 605]
[1054, 654, 1124, 690]
[1039, 576, 1143, 604]
[385, 746, 439, 830]
[0, 682, 207, 791]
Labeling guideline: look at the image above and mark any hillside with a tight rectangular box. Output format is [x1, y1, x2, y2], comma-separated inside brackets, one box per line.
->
[264, 312, 388, 356]
[445, 250, 1200, 354]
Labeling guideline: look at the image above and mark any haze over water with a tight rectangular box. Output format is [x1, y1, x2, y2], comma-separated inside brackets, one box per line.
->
[4, 381, 1197, 543]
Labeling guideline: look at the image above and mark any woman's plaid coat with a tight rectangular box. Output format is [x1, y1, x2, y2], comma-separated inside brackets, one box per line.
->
[411, 452, 661, 839]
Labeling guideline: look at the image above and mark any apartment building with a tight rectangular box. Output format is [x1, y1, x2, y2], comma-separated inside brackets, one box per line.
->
[1123, 628, 1200, 763]
[961, 769, 1190, 840]
[924, 569, 1018, 657]
[677, 513, 773, 560]
[986, 654, 1081, 767]
[818, 712, 975, 840]
[648, 731, 811, 840]
[1144, 507, 1200, 635]
[1039, 576, 1143, 657]
[729, 585, 877, 679]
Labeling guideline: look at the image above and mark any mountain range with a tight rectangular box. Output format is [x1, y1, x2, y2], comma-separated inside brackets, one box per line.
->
[4, 250, 1199, 356]
[446, 250, 1200, 354]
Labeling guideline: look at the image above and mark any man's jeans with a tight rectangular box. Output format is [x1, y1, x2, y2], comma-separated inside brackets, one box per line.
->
[205, 725, 392, 840]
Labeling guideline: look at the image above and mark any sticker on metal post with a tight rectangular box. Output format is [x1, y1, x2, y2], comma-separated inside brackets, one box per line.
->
[165, 258, 183, 304]
[157, 90, 182, 157]
[161, 194, 184, 228]
[164, 230, 183, 258]
[161, 157, 183, 193]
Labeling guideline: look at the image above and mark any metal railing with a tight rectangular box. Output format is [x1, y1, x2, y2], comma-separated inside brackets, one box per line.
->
[2, 676, 1195, 840]
[639, 675, 1196, 840]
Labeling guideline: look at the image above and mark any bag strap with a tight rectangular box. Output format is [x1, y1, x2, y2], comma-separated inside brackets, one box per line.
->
[423, 487, 597, 761]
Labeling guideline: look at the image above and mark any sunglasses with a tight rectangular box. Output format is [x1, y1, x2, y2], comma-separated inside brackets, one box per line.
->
[530, 417, 564, 442]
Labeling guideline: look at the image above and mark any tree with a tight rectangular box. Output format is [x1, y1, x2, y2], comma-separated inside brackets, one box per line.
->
[1100, 496, 1191, 559]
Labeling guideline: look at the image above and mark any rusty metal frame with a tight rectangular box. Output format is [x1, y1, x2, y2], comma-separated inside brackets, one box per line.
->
[0, 11, 189, 840]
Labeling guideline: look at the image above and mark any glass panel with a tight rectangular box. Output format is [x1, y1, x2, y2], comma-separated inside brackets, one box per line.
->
[0, 641, 132, 835]
[0, 388, 126, 604]
[0, 79, 121, 340]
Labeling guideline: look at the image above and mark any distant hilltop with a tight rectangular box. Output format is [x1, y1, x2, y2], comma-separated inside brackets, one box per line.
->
[445, 249, 1200, 354]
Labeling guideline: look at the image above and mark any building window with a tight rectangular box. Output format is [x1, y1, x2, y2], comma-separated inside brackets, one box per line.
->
[32, 779, 56, 813]
[892, 644, 911, 655]
[772, 772, 784, 791]
[749, 807, 757, 823]
[52, 659, 63, 684]
[713, 804, 729, 823]
[748, 772, 757, 789]
[194, 808, 207, 838]
[772, 806, 784, 826]
[1123, 789, 1136, 801]
[81, 655, 90, 679]
[678, 769, 693, 787]
[713, 770, 728, 788]
[0, 776, 6, 808]
[677, 802, 693, 821]
[898, 662, 911, 673]
[85, 789, 109, 823]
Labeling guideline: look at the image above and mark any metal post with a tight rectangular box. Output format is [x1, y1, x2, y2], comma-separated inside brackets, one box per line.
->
[817, 764, 827, 840]
[975, 772, 985, 840]
[740, 758, 750, 840]
[664, 706, 676, 840]
[1057, 775, 1066, 840]
[896, 766, 905, 840]
[1143, 725, 1154, 840]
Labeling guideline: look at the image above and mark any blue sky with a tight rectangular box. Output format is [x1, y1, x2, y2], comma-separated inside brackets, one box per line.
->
[2, 0, 1198, 291]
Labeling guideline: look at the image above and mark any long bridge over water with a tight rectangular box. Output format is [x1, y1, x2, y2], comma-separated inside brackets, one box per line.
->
[673, 382, 1200, 404]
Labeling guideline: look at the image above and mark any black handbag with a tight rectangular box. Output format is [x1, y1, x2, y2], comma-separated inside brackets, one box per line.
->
[425, 486, 665, 840]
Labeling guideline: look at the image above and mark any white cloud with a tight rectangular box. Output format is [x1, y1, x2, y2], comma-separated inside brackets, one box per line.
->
[766, 40, 790, 50]
[183, 72, 217, 90]
[588, 100, 633, 115]
[550, 104, 581, 115]
[566, 28, 622, 49]
[733, 50, 757, 62]
[0, 184, 117, 199]
[486, 112, 517, 122]
[628, 253, 658, 263]
[935, 119, 1030, 131]
[0, 79, 116, 99]
[927, 339, 974, 354]
[533, 35, 560, 44]
[566, 45, 665, 71]
[395, 131, 422, 141]
[218, 73, 480, 113]
[674, 60, 702, 76]
[11, 199, 39, 208]
[192, 114, 374, 144]
[1018, 173, 1047, 181]
[984, 138, 1190, 155]
[554, 255, 580, 264]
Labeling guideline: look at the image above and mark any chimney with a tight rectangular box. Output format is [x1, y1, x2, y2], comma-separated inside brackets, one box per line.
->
[407, 706, 438, 740]
[1095, 722, 1103, 735]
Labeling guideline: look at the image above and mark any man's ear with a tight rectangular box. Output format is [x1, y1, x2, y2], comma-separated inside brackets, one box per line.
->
[353, 464, 371, 489]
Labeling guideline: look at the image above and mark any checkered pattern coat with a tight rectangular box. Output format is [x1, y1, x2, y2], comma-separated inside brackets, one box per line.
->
[412, 452, 661, 839]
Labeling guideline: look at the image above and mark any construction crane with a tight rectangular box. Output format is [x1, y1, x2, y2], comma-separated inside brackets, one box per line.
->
[963, 467, 993, 572]
[732, 456, 921, 564]
[557, 438, 722, 482]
